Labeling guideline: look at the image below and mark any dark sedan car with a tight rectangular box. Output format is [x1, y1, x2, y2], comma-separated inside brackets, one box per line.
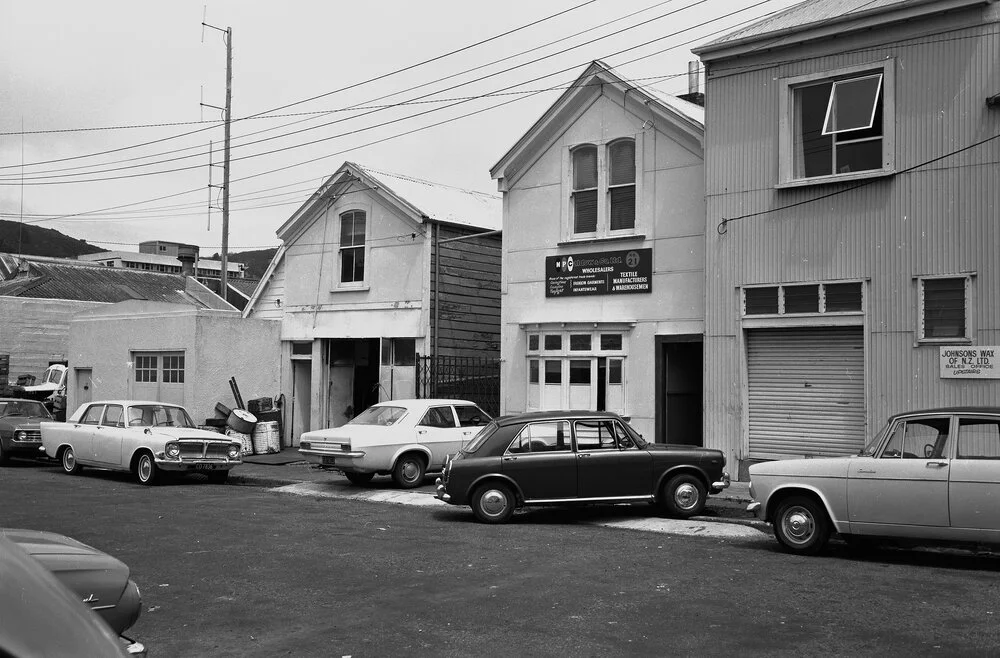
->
[436, 410, 730, 523]
[1, 528, 145, 655]
[0, 398, 53, 463]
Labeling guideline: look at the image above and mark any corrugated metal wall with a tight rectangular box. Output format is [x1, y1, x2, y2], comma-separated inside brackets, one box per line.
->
[703, 7, 1000, 474]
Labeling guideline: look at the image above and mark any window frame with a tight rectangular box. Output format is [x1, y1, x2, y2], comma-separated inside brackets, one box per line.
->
[336, 207, 369, 289]
[564, 136, 642, 241]
[742, 280, 865, 317]
[524, 327, 629, 414]
[917, 274, 973, 344]
[778, 60, 895, 187]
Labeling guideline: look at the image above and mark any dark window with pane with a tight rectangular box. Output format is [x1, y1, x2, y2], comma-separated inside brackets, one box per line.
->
[783, 285, 819, 314]
[528, 334, 539, 351]
[340, 210, 366, 283]
[135, 355, 157, 383]
[393, 338, 415, 366]
[608, 359, 622, 385]
[825, 282, 863, 312]
[572, 146, 598, 234]
[745, 287, 779, 315]
[600, 334, 622, 351]
[529, 360, 539, 384]
[608, 139, 635, 231]
[569, 360, 591, 384]
[162, 354, 185, 383]
[569, 334, 591, 351]
[924, 278, 966, 338]
[543, 335, 562, 351]
[544, 360, 562, 384]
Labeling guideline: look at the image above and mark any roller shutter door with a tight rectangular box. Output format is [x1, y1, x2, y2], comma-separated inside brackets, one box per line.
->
[747, 327, 865, 457]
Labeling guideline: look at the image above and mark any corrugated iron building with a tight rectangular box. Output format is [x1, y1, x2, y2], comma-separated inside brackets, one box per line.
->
[694, 0, 1000, 478]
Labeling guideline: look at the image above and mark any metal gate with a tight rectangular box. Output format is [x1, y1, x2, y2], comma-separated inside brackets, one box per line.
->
[747, 327, 865, 458]
[416, 354, 500, 417]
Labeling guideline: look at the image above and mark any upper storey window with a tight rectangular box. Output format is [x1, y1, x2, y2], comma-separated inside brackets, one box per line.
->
[780, 61, 894, 186]
[568, 138, 637, 239]
[340, 210, 366, 284]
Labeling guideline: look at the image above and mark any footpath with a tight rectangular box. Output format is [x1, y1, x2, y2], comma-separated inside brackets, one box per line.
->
[229, 448, 765, 537]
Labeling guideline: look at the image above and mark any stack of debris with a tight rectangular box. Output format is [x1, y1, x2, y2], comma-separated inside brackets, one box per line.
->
[203, 377, 283, 456]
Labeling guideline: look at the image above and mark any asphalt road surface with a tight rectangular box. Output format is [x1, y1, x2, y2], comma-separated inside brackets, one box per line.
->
[3, 461, 1000, 657]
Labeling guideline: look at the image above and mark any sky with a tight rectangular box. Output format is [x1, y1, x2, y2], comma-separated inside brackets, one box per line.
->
[0, 0, 802, 256]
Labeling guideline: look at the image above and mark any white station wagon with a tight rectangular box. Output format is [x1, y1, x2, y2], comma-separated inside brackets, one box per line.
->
[298, 399, 492, 488]
[40, 400, 244, 485]
[748, 407, 1000, 555]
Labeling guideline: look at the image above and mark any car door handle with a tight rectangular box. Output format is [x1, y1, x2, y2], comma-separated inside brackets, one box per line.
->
[503, 456, 517, 462]
[577, 453, 590, 459]
[926, 461, 948, 468]
[856, 469, 876, 474]
[417, 430, 427, 435]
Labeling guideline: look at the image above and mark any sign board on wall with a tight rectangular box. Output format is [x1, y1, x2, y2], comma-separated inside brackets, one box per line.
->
[545, 248, 652, 298]
[940, 346, 1000, 379]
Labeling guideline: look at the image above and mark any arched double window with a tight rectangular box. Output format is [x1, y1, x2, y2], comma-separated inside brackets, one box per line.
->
[569, 138, 636, 237]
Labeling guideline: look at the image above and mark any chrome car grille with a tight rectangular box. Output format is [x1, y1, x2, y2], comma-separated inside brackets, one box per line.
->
[16, 429, 41, 442]
[178, 441, 232, 459]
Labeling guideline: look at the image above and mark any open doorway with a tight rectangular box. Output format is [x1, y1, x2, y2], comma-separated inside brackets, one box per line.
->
[655, 336, 703, 445]
[326, 338, 381, 428]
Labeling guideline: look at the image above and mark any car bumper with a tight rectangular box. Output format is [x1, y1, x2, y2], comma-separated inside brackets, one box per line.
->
[434, 477, 451, 503]
[155, 459, 239, 472]
[4, 438, 44, 456]
[746, 500, 763, 519]
[710, 471, 731, 494]
[299, 448, 367, 470]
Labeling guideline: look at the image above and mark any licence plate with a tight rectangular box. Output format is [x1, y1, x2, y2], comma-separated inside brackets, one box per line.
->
[322, 456, 338, 465]
[195, 464, 221, 471]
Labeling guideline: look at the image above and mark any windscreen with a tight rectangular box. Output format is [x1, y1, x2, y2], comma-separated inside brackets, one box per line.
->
[127, 404, 196, 428]
[349, 405, 407, 426]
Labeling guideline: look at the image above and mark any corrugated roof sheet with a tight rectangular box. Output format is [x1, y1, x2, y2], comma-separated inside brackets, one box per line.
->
[0, 255, 230, 309]
[700, 0, 913, 48]
[357, 165, 502, 231]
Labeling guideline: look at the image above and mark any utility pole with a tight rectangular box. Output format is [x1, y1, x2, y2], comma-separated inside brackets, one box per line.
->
[202, 19, 233, 305]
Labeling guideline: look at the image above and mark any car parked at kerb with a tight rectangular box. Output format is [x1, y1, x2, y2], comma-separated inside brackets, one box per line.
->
[0, 398, 53, 463]
[435, 410, 730, 523]
[298, 399, 492, 488]
[40, 400, 243, 485]
[748, 407, 1000, 555]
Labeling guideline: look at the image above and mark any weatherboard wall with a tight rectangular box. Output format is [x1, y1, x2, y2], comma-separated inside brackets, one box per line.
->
[701, 5, 1000, 474]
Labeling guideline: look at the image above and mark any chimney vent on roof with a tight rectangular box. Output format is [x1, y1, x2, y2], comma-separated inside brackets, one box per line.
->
[678, 60, 705, 107]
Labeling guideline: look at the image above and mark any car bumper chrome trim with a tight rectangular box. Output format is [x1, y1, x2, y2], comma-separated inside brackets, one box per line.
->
[298, 448, 365, 458]
[747, 501, 762, 514]
[435, 478, 451, 502]
[710, 472, 731, 492]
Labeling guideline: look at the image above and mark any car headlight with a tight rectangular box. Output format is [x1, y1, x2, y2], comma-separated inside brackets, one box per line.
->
[228, 443, 240, 459]
[14, 430, 27, 441]
[300, 441, 311, 450]
[165, 442, 180, 458]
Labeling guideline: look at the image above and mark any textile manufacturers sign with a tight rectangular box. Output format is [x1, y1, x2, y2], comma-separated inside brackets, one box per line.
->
[545, 248, 652, 298]
[940, 347, 1000, 379]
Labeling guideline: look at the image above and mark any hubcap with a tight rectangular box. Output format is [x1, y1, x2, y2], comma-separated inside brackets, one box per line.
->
[402, 461, 419, 482]
[63, 449, 75, 470]
[782, 507, 814, 544]
[674, 483, 699, 510]
[139, 457, 151, 481]
[480, 489, 508, 517]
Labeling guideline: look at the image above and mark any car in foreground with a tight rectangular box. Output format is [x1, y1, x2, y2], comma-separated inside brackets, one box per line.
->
[747, 407, 1000, 555]
[298, 399, 492, 488]
[40, 400, 244, 485]
[0, 530, 145, 657]
[435, 410, 730, 523]
[0, 398, 53, 463]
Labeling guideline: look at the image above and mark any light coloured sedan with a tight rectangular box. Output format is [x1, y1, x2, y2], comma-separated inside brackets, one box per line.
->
[298, 399, 492, 488]
[748, 407, 1000, 555]
[40, 400, 243, 485]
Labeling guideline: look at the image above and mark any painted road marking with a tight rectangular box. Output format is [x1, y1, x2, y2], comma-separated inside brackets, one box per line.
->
[272, 482, 768, 540]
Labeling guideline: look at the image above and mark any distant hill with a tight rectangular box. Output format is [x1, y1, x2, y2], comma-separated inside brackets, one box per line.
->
[0, 220, 278, 280]
[205, 248, 277, 280]
[0, 220, 105, 258]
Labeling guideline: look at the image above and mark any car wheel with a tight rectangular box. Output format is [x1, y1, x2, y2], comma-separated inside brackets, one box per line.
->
[472, 482, 515, 524]
[391, 454, 426, 489]
[773, 495, 830, 555]
[344, 471, 375, 486]
[61, 446, 82, 474]
[135, 452, 159, 486]
[661, 473, 707, 518]
[0, 441, 8, 465]
[207, 470, 229, 484]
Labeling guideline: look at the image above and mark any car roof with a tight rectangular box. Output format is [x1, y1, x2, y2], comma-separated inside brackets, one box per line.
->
[892, 407, 1000, 418]
[85, 400, 183, 407]
[0, 398, 49, 403]
[492, 409, 625, 427]
[372, 399, 478, 410]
